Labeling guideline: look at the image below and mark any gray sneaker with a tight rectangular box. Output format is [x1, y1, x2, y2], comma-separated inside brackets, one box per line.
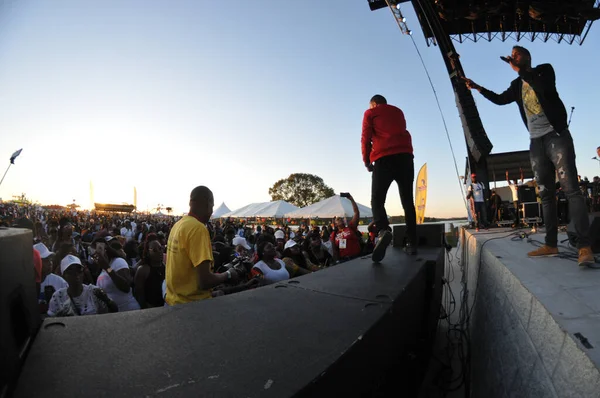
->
[372, 230, 393, 263]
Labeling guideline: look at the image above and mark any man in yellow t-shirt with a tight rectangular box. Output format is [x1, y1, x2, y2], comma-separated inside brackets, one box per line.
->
[165, 186, 239, 305]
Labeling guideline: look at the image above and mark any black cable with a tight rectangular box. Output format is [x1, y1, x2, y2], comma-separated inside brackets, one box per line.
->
[404, 27, 469, 214]
[434, 229, 521, 395]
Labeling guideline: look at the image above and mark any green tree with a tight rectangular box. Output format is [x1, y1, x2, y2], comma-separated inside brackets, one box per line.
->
[269, 173, 335, 208]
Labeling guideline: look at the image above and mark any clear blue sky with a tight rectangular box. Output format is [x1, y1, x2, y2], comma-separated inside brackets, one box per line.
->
[1, 1, 599, 217]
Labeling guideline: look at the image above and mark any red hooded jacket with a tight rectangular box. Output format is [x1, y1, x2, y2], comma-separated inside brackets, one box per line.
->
[361, 104, 413, 164]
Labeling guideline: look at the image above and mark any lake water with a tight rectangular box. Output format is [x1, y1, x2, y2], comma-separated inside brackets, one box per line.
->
[356, 221, 469, 234]
[288, 221, 469, 234]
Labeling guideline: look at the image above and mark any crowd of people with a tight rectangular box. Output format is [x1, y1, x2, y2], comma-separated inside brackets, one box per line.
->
[0, 189, 382, 318]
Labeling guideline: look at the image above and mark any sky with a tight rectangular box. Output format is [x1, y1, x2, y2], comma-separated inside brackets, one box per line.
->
[1, 0, 599, 217]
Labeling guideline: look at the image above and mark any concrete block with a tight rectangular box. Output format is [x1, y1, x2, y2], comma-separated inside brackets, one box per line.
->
[560, 315, 600, 366]
[507, 282, 534, 330]
[510, 315, 538, 380]
[526, 299, 567, 377]
[488, 350, 508, 398]
[462, 229, 600, 398]
[551, 334, 600, 398]
[522, 357, 558, 398]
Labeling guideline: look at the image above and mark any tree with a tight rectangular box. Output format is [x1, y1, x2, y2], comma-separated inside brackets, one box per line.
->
[269, 173, 335, 208]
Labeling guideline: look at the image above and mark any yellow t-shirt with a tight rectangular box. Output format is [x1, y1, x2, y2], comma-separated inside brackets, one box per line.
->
[165, 215, 214, 305]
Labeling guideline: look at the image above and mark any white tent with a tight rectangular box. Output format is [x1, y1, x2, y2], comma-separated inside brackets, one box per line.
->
[284, 195, 372, 219]
[251, 200, 299, 218]
[211, 202, 231, 219]
[221, 202, 269, 218]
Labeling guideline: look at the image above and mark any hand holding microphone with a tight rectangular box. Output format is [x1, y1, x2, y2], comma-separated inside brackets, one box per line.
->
[500, 55, 520, 73]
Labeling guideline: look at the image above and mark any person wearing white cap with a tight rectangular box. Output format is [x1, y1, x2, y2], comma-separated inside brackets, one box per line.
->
[47, 255, 117, 317]
[94, 237, 140, 312]
[273, 230, 286, 257]
[281, 240, 318, 274]
[231, 236, 252, 258]
[232, 236, 251, 251]
[33, 242, 68, 315]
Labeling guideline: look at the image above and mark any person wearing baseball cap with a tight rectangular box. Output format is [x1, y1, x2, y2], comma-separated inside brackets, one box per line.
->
[232, 236, 251, 251]
[47, 255, 117, 317]
[466, 173, 488, 231]
[33, 242, 67, 315]
[281, 240, 318, 273]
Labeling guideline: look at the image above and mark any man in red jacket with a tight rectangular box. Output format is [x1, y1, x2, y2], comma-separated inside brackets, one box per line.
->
[362, 95, 417, 262]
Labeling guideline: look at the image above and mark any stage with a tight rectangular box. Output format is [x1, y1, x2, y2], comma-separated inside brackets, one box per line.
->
[461, 227, 600, 397]
[11, 241, 445, 398]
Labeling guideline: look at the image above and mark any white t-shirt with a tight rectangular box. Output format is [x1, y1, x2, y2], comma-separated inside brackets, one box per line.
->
[120, 227, 135, 242]
[253, 259, 290, 284]
[508, 183, 519, 202]
[39, 274, 68, 304]
[47, 284, 108, 317]
[468, 183, 485, 203]
[96, 257, 140, 312]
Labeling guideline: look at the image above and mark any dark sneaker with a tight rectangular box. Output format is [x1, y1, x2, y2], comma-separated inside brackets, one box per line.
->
[403, 243, 417, 255]
[372, 230, 393, 263]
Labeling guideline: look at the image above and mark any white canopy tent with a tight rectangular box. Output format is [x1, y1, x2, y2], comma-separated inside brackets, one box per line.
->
[220, 200, 300, 219]
[211, 202, 231, 219]
[251, 200, 299, 218]
[220, 202, 269, 218]
[284, 195, 373, 219]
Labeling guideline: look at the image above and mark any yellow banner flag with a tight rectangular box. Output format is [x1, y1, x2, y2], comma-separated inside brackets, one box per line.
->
[415, 163, 427, 224]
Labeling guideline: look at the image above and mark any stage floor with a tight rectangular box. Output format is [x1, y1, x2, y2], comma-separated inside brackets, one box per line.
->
[463, 227, 600, 396]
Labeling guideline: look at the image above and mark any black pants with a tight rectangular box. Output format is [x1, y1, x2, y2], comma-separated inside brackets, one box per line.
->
[513, 201, 520, 225]
[371, 153, 417, 244]
[530, 130, 590, 248]
[473, 201, 486, 229]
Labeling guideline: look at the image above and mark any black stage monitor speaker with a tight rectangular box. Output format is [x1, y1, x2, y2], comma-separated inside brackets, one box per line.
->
[0, 228, 41, 398]
[521, 202, 541, 218]
[567, 212, 600, 253]
[393, 223, 445, 248]
[518, 185, 537, 203]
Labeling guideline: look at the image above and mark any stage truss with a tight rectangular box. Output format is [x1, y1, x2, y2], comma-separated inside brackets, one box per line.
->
[370, 0, 600, 46]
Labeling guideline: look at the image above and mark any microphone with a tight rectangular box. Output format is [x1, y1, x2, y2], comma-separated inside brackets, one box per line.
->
[500, 56, 510, 63]
[593, 157, 598, 160]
